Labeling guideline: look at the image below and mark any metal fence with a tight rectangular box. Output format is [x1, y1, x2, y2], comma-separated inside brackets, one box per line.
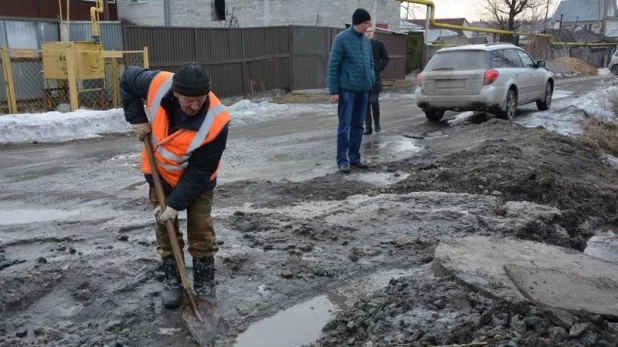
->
[123, 25, 407, 97]
[0, 46, 146, 114]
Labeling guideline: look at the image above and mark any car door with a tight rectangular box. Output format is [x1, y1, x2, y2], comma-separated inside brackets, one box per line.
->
[501, 49, 529, 103]
[516, 49, 546, 101]
[491, 49, 527, 103]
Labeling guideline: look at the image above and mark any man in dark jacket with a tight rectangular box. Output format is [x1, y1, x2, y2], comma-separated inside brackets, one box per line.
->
[328, 8, 375, 173]
[363, 26, 389, 135]
[121, 63, 230, 309]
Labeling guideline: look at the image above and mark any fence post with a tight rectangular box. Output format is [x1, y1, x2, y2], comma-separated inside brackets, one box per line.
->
[143, 46, 149, 69]
[288, 26, 294, 92]
[111, 51, 120, 108]
[241, 28, 249, 97]
[65, 50, 79, 112]
[1, 45, 18, 114]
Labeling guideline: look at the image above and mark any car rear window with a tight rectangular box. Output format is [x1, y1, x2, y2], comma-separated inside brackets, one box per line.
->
[425, 50, 490, 71]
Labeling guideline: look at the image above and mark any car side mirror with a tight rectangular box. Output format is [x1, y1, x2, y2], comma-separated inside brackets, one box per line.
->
[537, 61, 546, 68]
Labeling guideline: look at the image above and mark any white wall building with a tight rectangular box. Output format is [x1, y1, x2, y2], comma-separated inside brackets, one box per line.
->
[116, 0, 401, 30]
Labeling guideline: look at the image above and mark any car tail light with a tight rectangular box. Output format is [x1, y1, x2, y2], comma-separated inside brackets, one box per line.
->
[483, 69, 499, 85]
[417, 73, 423, 87]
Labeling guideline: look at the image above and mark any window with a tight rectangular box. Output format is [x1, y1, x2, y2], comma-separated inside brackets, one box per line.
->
[129, 0, 147, 3]
[82, 0, 116, 3]
[490, 50, 523, 68]
[425, 51, 490, 71]
[516, 50, 536, 68]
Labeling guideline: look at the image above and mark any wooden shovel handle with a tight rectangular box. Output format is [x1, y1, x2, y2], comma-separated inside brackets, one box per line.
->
[143, 136, 204, 323]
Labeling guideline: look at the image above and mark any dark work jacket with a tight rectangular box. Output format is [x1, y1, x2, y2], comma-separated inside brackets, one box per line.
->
[370, 38, 390, 95]
[120, 66, 229, 211]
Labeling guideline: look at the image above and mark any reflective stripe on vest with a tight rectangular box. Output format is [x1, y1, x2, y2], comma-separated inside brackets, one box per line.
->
[143, 71, 230, 185]
[156, 104, 228, 172]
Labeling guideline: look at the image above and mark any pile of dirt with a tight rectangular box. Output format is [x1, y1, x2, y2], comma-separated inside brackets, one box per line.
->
[313, 275, 618, 347]
[546, 57, 599, 76]
[384, 119, 618, 250]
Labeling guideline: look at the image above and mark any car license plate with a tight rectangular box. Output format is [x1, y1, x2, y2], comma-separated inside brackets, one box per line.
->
[436, 80, 465, 88]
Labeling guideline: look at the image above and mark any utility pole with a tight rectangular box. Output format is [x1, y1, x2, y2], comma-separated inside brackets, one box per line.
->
[559, 14, 563, 30]
[544, 0, 550, 32]
[373, 0, 378, 30]
[264, 0, 270, 26]
[603, 0, 608, 35]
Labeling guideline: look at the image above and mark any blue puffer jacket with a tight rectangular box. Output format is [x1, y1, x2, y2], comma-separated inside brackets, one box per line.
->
[328, 27, 375, 95]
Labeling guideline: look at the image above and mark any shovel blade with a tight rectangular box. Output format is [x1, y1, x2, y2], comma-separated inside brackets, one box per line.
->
[181, 299, 230, 346]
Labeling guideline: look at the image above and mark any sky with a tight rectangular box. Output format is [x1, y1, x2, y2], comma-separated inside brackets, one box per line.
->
[400, 0, 562, 22]
[0, 70, 617, 145]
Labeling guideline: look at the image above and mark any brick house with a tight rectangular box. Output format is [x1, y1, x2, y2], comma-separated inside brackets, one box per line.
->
[0, 0, 118, 21]
[116, 0, 400, 30]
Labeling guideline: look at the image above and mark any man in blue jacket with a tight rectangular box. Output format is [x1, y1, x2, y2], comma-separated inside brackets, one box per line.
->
[328, 8, 375, 173]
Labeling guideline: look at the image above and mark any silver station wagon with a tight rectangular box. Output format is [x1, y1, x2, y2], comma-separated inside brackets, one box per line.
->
[415, 43, 554, 121]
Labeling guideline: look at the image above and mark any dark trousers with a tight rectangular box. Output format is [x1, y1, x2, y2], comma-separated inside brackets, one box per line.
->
[365, 98, 380, 130]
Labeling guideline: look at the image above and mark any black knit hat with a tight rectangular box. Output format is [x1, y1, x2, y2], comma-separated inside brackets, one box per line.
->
[352, 8, 371, 25]
[172, 63, 211, 97]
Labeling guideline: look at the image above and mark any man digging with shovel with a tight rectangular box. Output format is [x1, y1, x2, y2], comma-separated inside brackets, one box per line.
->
[121, 63, 230, 314]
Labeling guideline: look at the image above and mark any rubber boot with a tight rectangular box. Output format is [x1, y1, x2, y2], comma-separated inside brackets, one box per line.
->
[193, 256, 217, 306]
[160, 256, 183, 309]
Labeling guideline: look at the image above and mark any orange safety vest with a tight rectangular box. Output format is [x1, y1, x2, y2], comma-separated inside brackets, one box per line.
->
[141, 71, 231, 187]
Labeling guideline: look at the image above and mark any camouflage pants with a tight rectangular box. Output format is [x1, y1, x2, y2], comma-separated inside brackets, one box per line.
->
[149, 188, 219, 259]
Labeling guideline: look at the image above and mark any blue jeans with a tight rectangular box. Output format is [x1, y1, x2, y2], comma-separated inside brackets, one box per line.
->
[337, 89, 369, 166]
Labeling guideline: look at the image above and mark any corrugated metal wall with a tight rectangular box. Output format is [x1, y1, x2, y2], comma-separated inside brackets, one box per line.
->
[375, 31, 407, 81]
[292, 26, 336, 91]
[124, 25, 295, 97]
[68, 22, 123, 50]
[0, 19, 59, 49]
[123, 25, 406, 97]
[0, 21, 406, 105]
[0, 19, 123, 50]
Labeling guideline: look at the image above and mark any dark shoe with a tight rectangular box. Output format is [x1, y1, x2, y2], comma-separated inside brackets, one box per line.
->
[193, 256, 217, 306]
[161, 256, 183, 309]
[364, 129, 372, 135]
[375, 126, 381, 133]
[350, 161, 369, 169]
[338, 164, 351, 173]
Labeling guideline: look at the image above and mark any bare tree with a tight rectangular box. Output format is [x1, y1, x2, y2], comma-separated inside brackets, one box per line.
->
[483, 0, 548, 31]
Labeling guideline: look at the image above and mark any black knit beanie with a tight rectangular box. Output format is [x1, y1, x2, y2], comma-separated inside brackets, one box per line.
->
[172, 63, 211, 97]
[352, 8, 371, 25]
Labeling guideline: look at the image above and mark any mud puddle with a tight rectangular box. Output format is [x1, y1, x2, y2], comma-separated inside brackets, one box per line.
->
[584, 224, 618, 263]
[0, 209, 82, 225]
[234, 269, 413, 347]
[362, 137, 422, 163]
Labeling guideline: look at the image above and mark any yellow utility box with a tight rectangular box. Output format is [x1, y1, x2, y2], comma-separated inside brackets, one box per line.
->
[41, 41, 104, 80]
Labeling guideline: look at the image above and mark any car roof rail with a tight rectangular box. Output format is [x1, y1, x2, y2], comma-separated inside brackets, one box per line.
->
[485, 42, 515, 46]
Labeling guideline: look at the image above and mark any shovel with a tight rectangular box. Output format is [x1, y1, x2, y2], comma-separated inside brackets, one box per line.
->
[144, 136, 229, 346]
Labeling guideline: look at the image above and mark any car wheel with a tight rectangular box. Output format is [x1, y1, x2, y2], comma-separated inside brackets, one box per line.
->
[424, 110, 445, 122]
[498, 90, 517, 121]
[612, 65, 618, 75]
[536, 82, 553, 111]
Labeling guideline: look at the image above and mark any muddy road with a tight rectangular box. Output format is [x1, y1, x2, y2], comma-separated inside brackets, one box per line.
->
[1, 75, 618, 347]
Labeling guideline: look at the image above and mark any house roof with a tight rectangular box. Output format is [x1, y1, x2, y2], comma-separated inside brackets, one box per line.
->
[404, 18, 469, 28]
[551, 0, 617, 23]
[542, 26, 616, 43]
[544, 28, 577, 42]
[570, 25, 616, 42]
